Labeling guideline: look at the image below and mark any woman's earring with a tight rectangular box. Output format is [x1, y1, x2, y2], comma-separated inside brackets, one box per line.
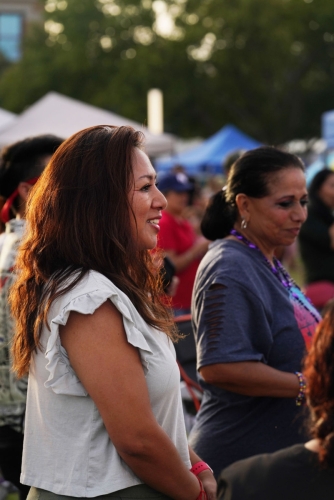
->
[241, 218, 248, 230]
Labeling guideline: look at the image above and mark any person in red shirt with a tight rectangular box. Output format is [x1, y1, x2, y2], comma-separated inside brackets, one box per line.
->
[158, 173, 209, 315]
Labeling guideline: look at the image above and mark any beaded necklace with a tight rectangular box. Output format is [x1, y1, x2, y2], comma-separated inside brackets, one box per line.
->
[230, 228, 320, 323]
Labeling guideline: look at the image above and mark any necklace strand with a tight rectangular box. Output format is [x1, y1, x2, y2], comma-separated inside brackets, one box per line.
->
[230, 229, 320, 323]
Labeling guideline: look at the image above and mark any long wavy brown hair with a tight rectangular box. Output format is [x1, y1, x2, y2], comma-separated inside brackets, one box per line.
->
[10, 125, 177, 377]
[304, 300, 334, 468]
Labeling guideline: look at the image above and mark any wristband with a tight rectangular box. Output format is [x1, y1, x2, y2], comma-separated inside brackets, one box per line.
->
[295, 371, 306, 406]
[190, 461, 213, 476]
[195, 476, 207, 500]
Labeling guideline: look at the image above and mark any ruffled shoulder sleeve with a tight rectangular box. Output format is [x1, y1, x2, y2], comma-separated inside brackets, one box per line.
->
[44, 272, 153, 396]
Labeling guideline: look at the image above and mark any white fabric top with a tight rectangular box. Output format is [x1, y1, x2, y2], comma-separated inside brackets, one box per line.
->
[21, 270, 190, 497]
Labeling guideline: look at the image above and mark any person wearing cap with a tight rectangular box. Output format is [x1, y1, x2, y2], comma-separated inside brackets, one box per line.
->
[158, 172, 209, 315]
[0, 135, 63, 498]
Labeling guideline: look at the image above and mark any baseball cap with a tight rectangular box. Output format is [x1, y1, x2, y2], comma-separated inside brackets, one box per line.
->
[158, 173, 192, 192]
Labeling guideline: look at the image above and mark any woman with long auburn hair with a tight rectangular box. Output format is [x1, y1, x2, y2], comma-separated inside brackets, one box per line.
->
[10, 125, 216, 500]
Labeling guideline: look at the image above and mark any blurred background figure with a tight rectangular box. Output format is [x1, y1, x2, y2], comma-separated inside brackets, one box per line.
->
[158, 172, 209, 316]
[299, 169, 334, 310]
[221, 149, 245, 180]
[0, 197, 5, 235]
[217, 299, 334, 500]
[0, 134, 63, 499]
[188, 147, 320, 477]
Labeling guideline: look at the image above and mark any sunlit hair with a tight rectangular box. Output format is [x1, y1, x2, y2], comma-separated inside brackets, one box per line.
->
[304, 300, 334, 468]
[10, 125, 177, 377]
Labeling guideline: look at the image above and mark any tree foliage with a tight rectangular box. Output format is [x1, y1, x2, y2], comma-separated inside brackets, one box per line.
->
[0, 0, 334, 143]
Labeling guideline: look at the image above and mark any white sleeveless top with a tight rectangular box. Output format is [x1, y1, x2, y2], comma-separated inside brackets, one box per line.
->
[21, 270, 191, 497]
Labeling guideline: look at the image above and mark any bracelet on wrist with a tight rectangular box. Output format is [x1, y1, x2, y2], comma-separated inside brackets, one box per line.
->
[194, 476, 207, 500]
[295, 371, 306, 406]
[190, 461, 213, 476]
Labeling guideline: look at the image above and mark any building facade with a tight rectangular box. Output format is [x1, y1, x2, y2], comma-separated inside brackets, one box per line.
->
[0, 0, 43, 61]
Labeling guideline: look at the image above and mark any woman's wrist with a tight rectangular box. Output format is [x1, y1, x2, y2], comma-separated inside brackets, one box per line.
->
[190, 461, 213, 476]
[295, 371, 306, 406]
[194, 476, 207, 500]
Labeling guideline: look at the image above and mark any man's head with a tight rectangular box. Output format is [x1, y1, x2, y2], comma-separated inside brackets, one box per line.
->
[158, 172, 193, 216]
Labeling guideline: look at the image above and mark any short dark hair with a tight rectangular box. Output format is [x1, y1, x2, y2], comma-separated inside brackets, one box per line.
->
[201, 146, 304, 240]
[0, 134, 63, 198]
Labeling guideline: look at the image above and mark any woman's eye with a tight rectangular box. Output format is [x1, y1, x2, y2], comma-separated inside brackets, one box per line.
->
[278, 199, 308, 208]
[278, 201, 293, 208]
[140, 184, 151, 192]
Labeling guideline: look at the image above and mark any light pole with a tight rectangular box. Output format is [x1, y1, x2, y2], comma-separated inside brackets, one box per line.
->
[147, 88, 163, 134]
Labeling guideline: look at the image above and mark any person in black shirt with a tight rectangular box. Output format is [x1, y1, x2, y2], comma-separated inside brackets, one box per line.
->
[217, 300, 334, 500]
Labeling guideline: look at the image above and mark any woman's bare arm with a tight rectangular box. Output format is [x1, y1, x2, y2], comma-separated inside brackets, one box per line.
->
[200, 361, 300, 398]
[60, 300, 200, 500]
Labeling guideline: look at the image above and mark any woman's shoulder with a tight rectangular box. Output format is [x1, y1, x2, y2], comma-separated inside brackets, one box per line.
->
[206, 238, 256, 262]
[50, 270, 134, 319]
[63, 269, 120, 296]
[199, 239, 264, 283]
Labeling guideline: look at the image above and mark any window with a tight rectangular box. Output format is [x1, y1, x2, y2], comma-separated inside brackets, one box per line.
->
[0, 14, 23, 61]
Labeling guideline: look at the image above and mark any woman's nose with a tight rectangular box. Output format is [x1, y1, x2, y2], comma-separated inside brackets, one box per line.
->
[293, 202, 307, 222]
[154, 189, 167, 210]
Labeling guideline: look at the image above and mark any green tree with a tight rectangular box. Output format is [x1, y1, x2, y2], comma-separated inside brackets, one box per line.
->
[0, 0, 334, 143]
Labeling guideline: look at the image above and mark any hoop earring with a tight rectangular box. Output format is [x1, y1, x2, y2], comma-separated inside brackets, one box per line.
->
[241, 218, 247, 230]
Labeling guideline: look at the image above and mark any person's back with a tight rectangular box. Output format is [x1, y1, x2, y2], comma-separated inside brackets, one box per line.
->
[0, 135, 63, 498]
[218, 444, 334, 500]
[218, 301, 334, 500]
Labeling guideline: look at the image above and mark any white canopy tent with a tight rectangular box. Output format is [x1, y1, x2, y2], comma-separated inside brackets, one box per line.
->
[0, 108, 17, 131]
[0, 92, 175, 157]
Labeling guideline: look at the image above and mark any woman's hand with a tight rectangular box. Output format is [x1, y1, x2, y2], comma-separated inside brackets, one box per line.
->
[189, 448, 217, 500]
[198, 469, 217, 500]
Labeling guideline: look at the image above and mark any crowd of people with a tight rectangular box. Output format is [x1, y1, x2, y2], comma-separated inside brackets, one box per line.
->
[0, 126, 333, 500]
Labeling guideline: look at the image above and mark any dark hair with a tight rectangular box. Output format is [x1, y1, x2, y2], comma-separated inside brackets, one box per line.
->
[304, 301, 334, 468]
[10, 125, 177, 377]
[308, 169, 334, 202]
[201, 146, 305, 240]
[0, 134, 64, 198]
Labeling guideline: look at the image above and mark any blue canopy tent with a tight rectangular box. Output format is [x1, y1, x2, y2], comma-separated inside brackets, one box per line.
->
[154, 124, 261, 175]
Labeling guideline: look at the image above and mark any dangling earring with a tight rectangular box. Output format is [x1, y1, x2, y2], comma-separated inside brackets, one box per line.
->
[241, 218, 247, 230]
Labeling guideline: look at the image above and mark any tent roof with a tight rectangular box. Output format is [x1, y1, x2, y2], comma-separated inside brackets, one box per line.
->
[0, 92, 175, 157]
[154, 124, 261, 174]
[0, 108, 16, 131]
